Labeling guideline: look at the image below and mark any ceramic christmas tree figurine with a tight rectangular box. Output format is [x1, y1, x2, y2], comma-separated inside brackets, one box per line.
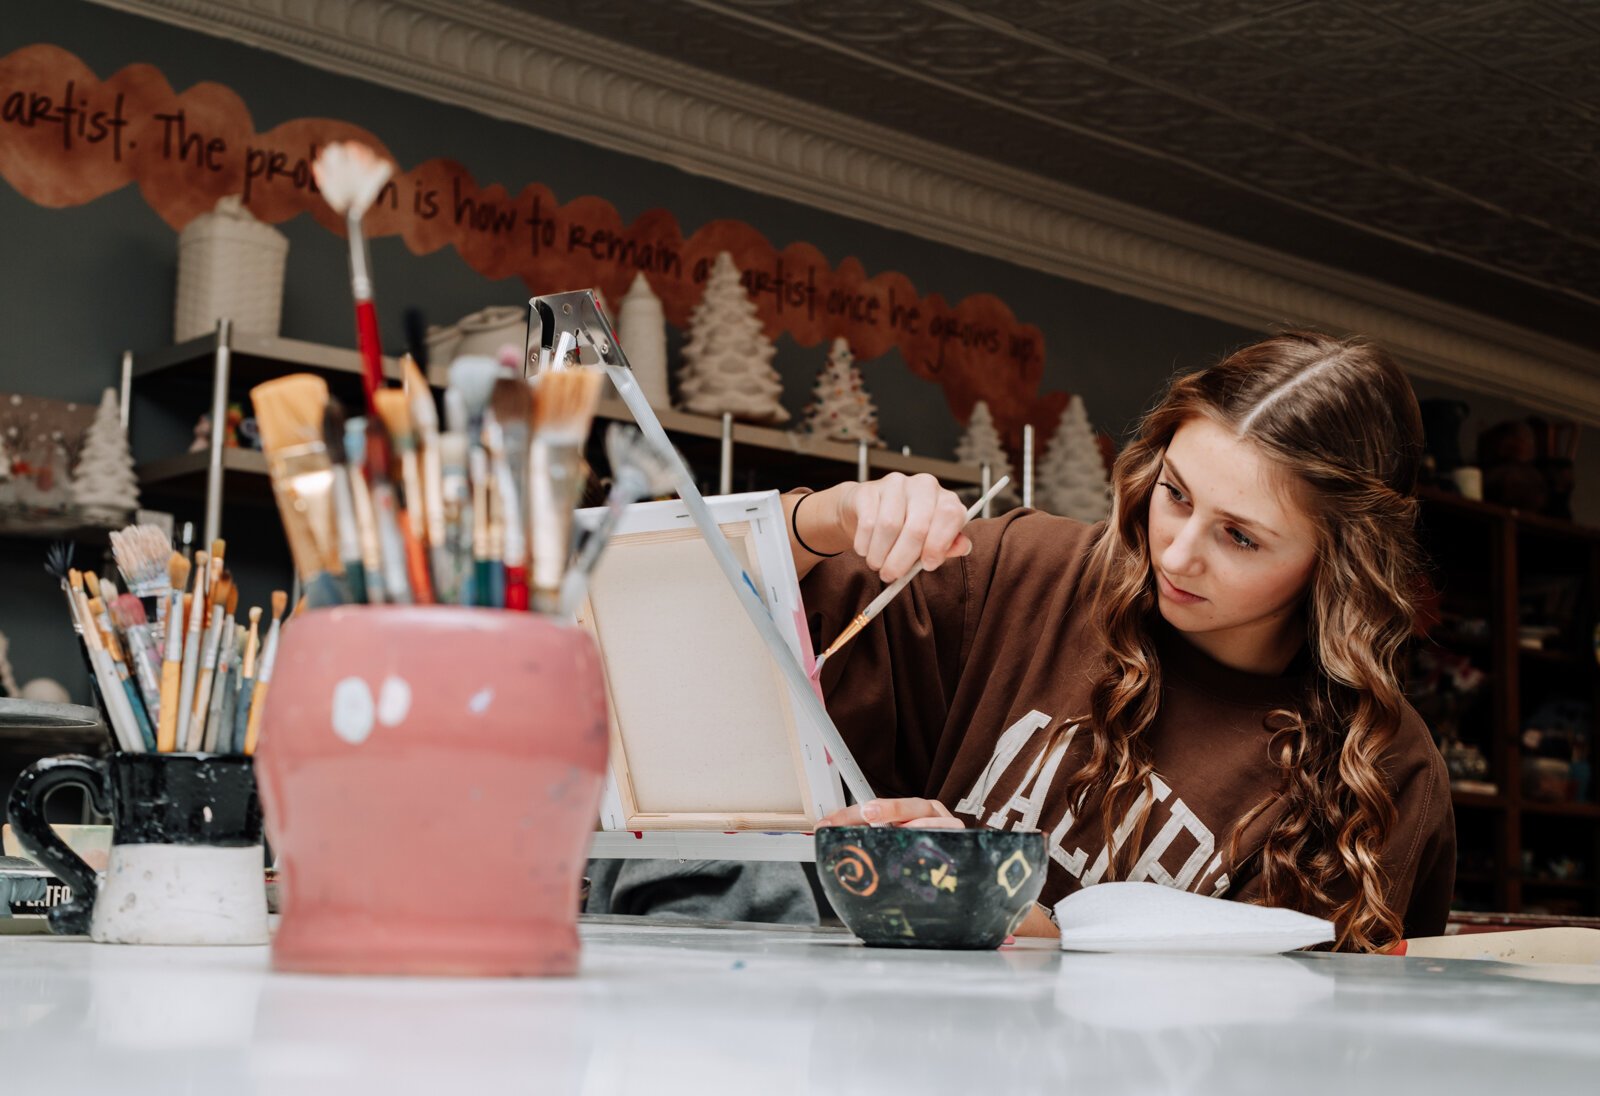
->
[676, 252, 789, 424]
[72, 388, 140, 525]
[616, 273, 670, 408]
[1037, 395, 1111, 523]
[954, 400, 1018, 509]
[804, 337, 884, 446]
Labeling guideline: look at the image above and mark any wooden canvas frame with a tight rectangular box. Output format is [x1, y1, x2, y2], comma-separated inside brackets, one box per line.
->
[574, 491, 845, 831]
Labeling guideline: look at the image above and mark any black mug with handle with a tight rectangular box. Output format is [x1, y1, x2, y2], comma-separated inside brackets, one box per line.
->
[6, 751, 268, 944]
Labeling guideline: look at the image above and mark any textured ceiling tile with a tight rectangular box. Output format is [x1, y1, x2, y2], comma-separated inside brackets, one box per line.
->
[1499, 45, 1600, 102]
[500, 0, 1600, 326]
[1147, 0, 1313, 28]
[1420, 2, 1584, 62]
[1113, 35, 1283, 85]
[1305, 36, 1463, 90]
[1226, 0, 1391, 57]
[1019, 1, 1196, 59]
[1350, 0, 1508, 30]
[939, 0, 1110, 29]
[979, 56, 1121, 108]
[1203, 68, 1356, 116]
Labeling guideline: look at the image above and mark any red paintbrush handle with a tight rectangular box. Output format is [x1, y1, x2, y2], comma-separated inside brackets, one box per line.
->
[399, 513, 435, 605]
[356, 298, 384, 412]
[505, 566, 528, 611]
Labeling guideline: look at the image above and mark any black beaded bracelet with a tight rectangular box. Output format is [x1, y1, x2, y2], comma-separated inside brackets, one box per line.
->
[791, 492, 842, 558]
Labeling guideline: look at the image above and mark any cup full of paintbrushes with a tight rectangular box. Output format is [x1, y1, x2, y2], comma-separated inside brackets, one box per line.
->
[246, 353, 627, 976]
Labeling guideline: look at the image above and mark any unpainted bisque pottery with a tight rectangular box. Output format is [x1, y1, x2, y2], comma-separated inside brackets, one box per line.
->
[255, 606, 608, 977]
[816, 825, 1047, 949]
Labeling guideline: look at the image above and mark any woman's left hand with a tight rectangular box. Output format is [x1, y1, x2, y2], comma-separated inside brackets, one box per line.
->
[818, 798, 965, 829]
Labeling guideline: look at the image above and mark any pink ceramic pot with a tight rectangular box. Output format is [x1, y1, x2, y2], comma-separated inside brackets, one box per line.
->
[255, 606, 608, 976]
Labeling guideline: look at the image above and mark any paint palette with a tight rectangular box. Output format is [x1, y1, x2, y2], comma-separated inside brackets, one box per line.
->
[815, 826, 1046, 950]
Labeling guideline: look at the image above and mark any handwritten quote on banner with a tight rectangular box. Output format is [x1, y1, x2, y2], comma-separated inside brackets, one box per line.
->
[0, 43, 1071, 442]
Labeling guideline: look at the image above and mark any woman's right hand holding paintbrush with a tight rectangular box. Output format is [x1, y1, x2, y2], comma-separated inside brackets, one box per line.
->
[785, 473, 973, 582]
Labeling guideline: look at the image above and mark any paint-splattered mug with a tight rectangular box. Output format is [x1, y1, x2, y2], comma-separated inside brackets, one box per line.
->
[255, 605, 609, 977]
[5, 752, 268, 944]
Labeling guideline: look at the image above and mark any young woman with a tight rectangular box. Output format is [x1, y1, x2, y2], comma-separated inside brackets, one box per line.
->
[787, 331, 1454, 951]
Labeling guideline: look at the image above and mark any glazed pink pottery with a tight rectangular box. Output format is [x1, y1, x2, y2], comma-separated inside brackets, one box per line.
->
[255, 606, 608, 976]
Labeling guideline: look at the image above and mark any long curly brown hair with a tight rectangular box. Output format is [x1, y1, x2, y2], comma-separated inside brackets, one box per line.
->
[1069, 330, 1425, 951]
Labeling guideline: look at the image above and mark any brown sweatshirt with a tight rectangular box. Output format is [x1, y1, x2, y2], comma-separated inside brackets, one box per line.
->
[803, 509, 1456, 940]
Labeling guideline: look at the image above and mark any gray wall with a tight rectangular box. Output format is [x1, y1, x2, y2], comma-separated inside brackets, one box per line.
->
[0, 1, 1587, 708]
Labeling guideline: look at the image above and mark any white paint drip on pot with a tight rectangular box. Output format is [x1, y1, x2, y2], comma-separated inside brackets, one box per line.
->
[468, 687, 494, 714]
[331, 677, 375, 744]
[377, 676, 412, 727]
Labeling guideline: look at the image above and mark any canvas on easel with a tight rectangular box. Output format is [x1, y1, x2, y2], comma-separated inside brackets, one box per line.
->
[572, 491, 845, 832]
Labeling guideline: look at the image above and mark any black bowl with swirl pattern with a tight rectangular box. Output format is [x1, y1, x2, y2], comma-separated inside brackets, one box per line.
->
[815, 826, 1047, 949]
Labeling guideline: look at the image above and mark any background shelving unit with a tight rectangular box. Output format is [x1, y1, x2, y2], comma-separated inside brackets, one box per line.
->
[125, 322, 992, 591]
[1413, 486, 1600, 918]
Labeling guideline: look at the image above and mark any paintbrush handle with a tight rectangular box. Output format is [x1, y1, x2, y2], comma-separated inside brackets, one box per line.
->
[92, 648, 143, 754]
[505, 564, 528, 611]
[232, 678, 256, 755]
[355, 297, 384, 412]
[216, 664, 241, 755]
[124, 624, 164, 722]
[400, 513, 435, 604]
[372, 483, 413, 604]
[176, 622, 203, 751]
[243, 681, 269, 756]
[121, 677, 157, 752]
[202, 630, 233, 754]
[155, 658, 182, 752]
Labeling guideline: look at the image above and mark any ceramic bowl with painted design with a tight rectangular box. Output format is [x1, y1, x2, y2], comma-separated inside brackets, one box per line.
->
[815, 826, 1046, 949]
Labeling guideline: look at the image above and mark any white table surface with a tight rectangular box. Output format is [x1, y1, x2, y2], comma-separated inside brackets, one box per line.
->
[2, 918, 1598, 1094]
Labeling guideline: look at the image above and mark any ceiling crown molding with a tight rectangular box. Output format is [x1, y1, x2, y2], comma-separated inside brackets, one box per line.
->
[88, 0, 1600, 421]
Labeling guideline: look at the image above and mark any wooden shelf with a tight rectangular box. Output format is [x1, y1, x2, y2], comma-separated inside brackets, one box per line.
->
[131, 331, 413, 391]
[1419, 486, 1600, 541]
[1521, 800, 1600, 820]
[136, 410, 984, 499]
[1521, 876, 1596, 892]
[594, 398, 984, 485]
[1418, 485, 1600, 916]
[136, 448, 274, 504]
[0, 514, 116, 544]
[1518, 645, 1587, 667]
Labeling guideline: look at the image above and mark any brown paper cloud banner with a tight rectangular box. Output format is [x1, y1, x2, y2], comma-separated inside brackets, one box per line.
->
[0, 43, 1071, 447]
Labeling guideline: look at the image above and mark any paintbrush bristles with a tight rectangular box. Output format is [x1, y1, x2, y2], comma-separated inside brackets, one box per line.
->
[312, 141, 394, 219]
[490, 377, 533, 431]
[254, 375, 332, 454]
[402, 356, 431, 406]
[271, 590, 288, 621]
[111, 525, 176, 595]
[532, 367, 603, 439]
[373, 388, 413, 444]
[168, 553, 190, 596]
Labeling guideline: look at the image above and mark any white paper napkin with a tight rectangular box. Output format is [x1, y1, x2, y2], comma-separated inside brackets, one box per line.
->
[1055, 881, 1335, 954]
